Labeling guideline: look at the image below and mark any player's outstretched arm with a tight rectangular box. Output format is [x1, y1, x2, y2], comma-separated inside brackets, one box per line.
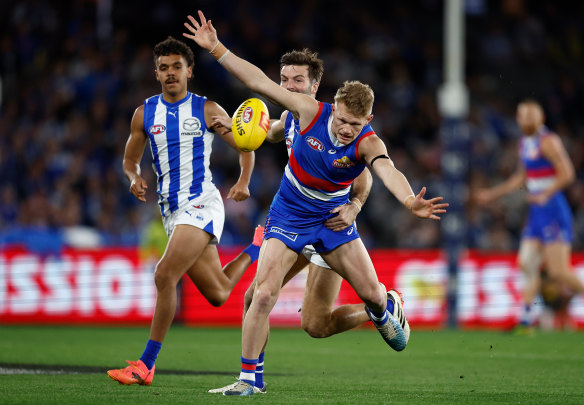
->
[123, 106, 149, 202]
[183, 11, 317, 128]
[474, 163, 526, 206]
[360, 135, 448, 219]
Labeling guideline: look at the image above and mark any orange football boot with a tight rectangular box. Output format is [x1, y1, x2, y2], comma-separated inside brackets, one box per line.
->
[107, 360, 155, 385]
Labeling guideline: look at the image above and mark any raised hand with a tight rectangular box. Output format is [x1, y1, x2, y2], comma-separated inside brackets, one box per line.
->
[183, 10, 218, 51]
[410, 187, 448, 220]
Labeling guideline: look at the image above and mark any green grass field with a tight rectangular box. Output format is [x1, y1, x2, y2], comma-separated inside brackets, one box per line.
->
[0, 325, 582, 404]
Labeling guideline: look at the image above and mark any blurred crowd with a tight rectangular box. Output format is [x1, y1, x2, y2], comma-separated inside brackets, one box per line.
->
[1, 0, 583, 254]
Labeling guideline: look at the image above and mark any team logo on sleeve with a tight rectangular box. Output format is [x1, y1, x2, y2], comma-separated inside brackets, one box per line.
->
[306, 136, 324, 151]
[181, 118, 203, 137]
[332, 156, 355, 168]
[150, 124, 166, 135]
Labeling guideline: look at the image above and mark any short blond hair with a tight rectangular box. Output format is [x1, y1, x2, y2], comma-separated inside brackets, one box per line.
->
[334, 81, 374, 117]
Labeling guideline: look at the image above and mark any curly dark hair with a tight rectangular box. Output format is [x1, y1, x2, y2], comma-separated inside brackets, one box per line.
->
[153, 36, 195, 68]
[280, 48, 324, 84]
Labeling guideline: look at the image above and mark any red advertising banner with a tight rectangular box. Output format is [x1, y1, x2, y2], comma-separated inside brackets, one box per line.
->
[1, 246, 583, 330]
[0, 247, 156, 324]
[181, 249, 584, 330]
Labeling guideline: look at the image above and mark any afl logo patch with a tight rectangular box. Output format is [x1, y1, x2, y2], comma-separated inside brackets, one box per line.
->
[306, 136, 324, 152]
[242, 107, 253, 123]
[286, 138, 292, 149]
[150, 124, 166, 135]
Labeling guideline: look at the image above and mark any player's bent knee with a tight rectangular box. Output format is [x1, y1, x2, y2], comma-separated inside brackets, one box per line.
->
[203, 289, 229, 307]
[301, 320, 330, 338]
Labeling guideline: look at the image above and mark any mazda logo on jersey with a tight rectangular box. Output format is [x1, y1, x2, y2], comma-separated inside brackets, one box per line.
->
[306, 136, 324, 151]
[183, 118, 201, 130]
[149, 124, 166, 135]
[181, 118, 203, 137]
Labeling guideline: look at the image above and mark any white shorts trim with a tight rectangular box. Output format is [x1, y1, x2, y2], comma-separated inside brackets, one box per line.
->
[301, 245, 330, 269]
[161, 187, 225, 244]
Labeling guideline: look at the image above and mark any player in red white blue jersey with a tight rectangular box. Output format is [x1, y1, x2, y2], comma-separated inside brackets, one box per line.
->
[208, 49, 382, 395]
[185, 11, 448, 395]
[475, 99, 584, 331]
[107, 36, 262, 386]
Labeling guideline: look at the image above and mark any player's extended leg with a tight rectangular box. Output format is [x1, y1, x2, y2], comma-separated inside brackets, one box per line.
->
[242, 238, 298, 358]
[209, 252, 309, 394]
[108, 225, 211, 385]
[301, 263, 368, 338]
[321, 238, 406, 351]
[186, 243, 251, 307]
[516, 239, 543, 330]
[222, 238, 298, 396]
[543, 242, 584, 295]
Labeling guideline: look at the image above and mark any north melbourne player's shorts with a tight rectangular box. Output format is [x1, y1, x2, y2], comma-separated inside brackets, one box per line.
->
[302, 245, 331, 269]
[162, 187, 225, 244]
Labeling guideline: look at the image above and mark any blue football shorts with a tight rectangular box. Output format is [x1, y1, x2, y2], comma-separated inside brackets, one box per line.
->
[522, 192, 573, 244]
[263, 210, 360, 254]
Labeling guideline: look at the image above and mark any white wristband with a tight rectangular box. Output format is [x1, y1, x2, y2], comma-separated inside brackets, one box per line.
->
[350, 198, 362, 211]
[403, 194, 415, 210]
[217, 49, 230, 64]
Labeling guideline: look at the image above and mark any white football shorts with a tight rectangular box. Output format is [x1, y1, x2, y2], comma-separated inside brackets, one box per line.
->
[301, 244, 331, 269]
[162, 187, 225, 244]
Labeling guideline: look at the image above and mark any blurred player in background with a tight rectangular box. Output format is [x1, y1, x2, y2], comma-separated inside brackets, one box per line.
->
[184, 11, 447, 395]
[107, 36, 261, 386]
[208, 49, 404, 395]
[475, 99, 584, 333]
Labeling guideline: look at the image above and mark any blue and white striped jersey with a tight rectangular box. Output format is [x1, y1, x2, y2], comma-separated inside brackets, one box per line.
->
[143, 92, 217, 217]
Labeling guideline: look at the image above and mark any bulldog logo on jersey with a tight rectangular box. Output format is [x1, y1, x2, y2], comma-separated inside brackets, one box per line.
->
[150, 124, 166, 135]
[306, 136, 324, 152]
[181, 118, 203, 137]
[332, 156, 355, 168]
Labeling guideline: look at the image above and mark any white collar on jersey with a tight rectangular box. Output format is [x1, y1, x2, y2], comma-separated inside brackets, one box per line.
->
[327, 114, 344, 147]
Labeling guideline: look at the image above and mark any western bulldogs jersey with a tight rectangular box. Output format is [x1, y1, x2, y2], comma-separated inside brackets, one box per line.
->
[273, 102, 373, 222]
[143, 92, 216, 217]
[520, 126, 557, 195]
[519, 126, 573, 243]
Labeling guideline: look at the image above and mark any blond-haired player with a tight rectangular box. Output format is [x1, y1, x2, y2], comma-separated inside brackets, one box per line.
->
[208, 49, 402, 394]
[185, 11, 448, 395]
